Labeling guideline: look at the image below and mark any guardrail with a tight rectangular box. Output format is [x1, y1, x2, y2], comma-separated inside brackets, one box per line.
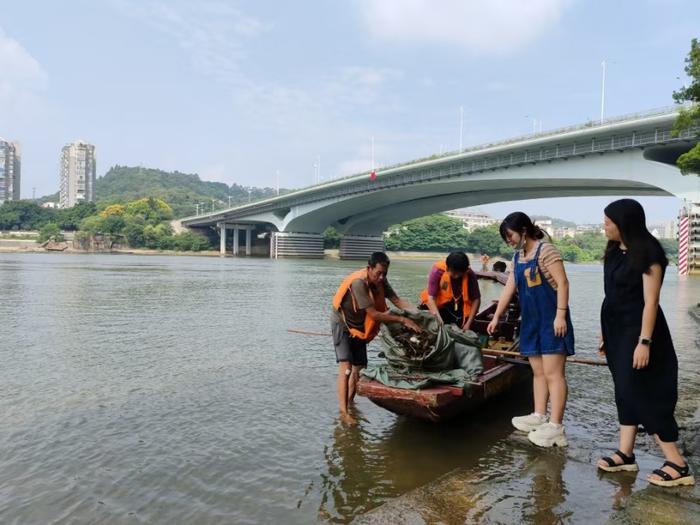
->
[185, 108, 699, 222]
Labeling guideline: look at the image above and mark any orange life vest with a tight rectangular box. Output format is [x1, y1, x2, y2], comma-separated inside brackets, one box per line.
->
[332, 268, 387, 342]
[419, 261, 472, 316]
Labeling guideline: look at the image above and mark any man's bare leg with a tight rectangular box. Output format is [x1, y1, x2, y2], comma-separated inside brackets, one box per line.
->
[337, 362, 356, 423]
[348, 365, 364, 403]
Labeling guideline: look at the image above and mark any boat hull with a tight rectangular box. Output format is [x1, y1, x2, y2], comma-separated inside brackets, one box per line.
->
[357, 355, 531, 422]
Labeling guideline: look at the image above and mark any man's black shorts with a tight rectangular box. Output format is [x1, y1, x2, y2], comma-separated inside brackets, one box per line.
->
[331, 318, 368, 366]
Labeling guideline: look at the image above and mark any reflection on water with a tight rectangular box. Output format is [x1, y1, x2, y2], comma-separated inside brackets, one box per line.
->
[0, 254, 698, 524]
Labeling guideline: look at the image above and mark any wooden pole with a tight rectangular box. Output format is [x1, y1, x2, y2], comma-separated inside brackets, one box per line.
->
[287, 328, 331, 337]
[482, 347, 607, 366]
[287, 329, 608, 366]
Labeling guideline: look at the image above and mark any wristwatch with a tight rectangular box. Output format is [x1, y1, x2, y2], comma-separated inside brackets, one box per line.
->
[638, 337, 652, 346]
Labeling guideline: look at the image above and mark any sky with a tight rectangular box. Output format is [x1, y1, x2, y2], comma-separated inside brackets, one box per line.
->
[1, 0, 699, 223]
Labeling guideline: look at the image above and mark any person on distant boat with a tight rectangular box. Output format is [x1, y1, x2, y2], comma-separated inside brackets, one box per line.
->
[492, 261, 508, 273]
[597, 199, 694, 488]
[487, 212, 574, 448]
[331, 251, 421, 424]
[480, 254, 490, 271]
[419, 251, 481, 330]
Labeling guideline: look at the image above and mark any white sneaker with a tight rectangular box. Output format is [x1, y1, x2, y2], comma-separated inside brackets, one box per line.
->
[511, 413, 547, 432]
[528, 422, 568, 448]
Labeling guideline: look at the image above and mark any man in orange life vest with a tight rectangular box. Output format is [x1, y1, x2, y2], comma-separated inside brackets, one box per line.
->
[331, 252, 421, 422]
[420, 251, 481, 330]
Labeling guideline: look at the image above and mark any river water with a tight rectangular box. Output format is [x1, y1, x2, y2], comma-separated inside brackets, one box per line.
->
[0, 253, 698, 524]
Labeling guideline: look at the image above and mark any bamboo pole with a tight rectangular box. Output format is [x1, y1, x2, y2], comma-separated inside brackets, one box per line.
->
[287, 329, 608, 366]
[483, 347, 607, 366]
[287, 328, 332, 337]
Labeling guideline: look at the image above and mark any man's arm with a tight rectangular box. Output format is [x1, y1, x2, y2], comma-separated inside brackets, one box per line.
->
[366, 305, 421, 332]
[463, 270, 481, 330]
[463, 298, 480, 330]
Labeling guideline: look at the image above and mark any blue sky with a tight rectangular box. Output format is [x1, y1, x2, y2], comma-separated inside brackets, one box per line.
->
[1, 0, 698, 223]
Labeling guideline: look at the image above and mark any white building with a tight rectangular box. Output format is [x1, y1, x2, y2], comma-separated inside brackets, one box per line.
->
[445, 209, 499, 232]
[0, 139, 21, 203]
[552, 227, 576, 240]
[649, 220, 677, 240]
[576, 223, 605, 235]
[534, 219, 554, 237]
[59, 141, 96, 208]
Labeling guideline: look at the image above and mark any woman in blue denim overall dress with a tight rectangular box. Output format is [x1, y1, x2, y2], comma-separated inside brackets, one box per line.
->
[488, 212, 575, 447]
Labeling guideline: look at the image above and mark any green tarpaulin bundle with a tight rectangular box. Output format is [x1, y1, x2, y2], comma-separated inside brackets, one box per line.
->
[361, 309, 484, 390]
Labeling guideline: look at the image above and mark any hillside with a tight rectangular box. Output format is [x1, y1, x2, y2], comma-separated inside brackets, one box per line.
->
[40, 165, 290, 218]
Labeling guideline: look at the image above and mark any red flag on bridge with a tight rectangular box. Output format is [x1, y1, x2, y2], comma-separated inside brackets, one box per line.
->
[369, 169, 377, 181]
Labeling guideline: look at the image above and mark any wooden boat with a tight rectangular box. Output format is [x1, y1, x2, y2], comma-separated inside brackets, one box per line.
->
[357, 271, 531, 422]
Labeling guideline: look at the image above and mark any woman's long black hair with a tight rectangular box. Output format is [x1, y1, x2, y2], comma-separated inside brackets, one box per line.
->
[499, 212, 548, 242]
[604, 199, 668, 273]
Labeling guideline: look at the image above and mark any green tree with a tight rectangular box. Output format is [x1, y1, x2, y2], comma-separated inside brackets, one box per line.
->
[55, 201, 97, 230]
[125, 197, 174, 223]
[659, 238, 679, 261]
[99, 204, 126, 217]
[323, 226, 341, 248]
[465, 225, 511, 257]
[79, 215, 106, 235]
[37, 223, 64, 243]
[102, 215, 126, 235]
[672, 38, 700, 176]
[172, 231, 212, 251]
[0, 200, 55, 230]
[384, 215, 470, 251]
[143, 223, 174, 249]
[122, 216, 147, 247]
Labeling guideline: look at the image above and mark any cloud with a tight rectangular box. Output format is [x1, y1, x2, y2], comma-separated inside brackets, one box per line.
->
[356, 0, 568, 55]
[108, 2, 409, 186]
[111, 0, 267, 83]
[0, 28, 48, 123]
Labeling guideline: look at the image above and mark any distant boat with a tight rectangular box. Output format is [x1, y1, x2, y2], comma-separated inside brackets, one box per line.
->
[357, 271, 531, 422]
[42, 240, 69, 251]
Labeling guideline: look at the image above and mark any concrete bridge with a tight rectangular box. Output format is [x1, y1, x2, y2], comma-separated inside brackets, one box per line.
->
[182, 106, 700, 265]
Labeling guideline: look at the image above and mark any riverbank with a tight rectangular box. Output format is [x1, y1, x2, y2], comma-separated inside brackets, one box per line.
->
[0, 244, 691, 273]
[0, 241, 220, 257]
[325, 248, 510, 265]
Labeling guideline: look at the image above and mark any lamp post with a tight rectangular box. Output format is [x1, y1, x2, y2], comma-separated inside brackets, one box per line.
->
[600, 60, 607, 124]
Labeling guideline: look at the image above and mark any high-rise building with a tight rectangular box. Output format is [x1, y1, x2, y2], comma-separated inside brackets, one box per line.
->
[59, 141, 96, 208]
[0, 139, 21, 203]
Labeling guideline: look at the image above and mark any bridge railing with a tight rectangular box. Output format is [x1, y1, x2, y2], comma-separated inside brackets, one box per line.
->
[306, 105, 690, 186]
[185, 107, 698, 221]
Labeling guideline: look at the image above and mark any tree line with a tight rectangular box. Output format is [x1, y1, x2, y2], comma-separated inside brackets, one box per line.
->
[362, 214, 679, 264]
[2, 198, 214, 252]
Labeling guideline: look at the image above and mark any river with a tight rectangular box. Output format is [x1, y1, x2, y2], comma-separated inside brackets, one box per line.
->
[0, 253, 698, 524]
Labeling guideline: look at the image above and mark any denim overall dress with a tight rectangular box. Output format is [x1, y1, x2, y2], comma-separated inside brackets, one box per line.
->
[514, 242, 575, 357]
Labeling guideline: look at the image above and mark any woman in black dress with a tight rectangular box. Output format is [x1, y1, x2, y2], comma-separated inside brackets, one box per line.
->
[597, 199, 694, 487]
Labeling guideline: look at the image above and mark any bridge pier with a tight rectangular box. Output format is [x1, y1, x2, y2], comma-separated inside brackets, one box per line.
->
[218, 223, 227, 255]
[339, 235, 385, 260]
[270, 232, 324, 258]
[218, 224, 257, 256]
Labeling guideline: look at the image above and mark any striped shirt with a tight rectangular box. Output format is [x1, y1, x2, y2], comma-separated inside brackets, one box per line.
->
[516, 242, 563, 289]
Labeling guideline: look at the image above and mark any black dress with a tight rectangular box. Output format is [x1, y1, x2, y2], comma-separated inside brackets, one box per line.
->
[601, 246, 679, 442]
